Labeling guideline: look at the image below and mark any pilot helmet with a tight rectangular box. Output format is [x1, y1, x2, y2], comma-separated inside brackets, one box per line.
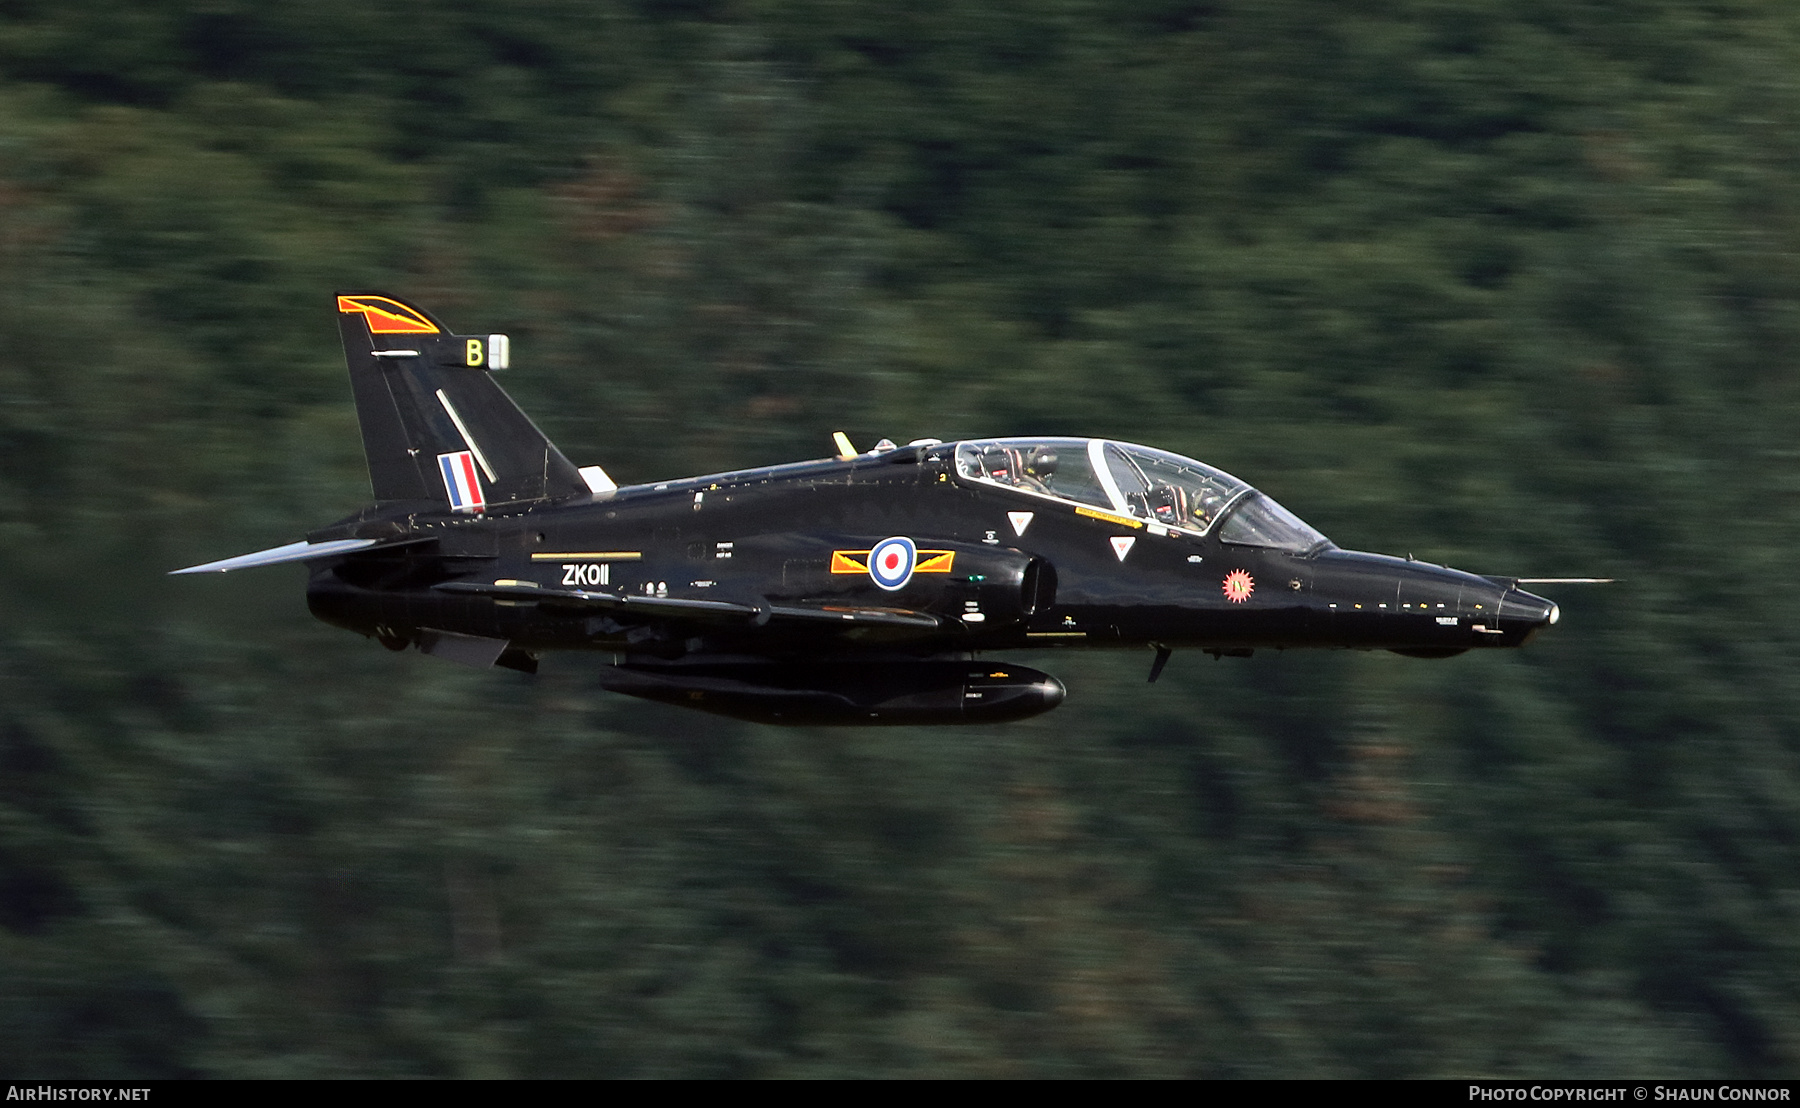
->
[1025, 449, 1058, 479]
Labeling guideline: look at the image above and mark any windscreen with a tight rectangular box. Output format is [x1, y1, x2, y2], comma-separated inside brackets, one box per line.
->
[1217, 493, 1330, 553]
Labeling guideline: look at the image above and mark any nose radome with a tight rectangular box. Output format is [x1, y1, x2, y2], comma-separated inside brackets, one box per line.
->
[1501, 587, 1558, 641]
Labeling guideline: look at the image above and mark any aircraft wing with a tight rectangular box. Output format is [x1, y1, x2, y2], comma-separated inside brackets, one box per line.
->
[758, 603, 942, 630]
[432, 580, 944, 631]
[434, 579, 758, 619]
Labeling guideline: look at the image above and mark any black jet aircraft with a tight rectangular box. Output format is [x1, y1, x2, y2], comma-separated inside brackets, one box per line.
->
[172, 292, 1578, 725]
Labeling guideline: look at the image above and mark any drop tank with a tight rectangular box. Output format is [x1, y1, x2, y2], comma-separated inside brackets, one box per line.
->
[596, 659, 1066, 725]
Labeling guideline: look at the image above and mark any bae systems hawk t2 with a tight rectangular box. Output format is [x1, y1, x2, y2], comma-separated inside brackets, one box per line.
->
[172, 293, 1582, 725]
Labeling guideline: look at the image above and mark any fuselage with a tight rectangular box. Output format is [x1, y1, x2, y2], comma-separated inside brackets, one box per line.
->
[178, 293, 1566, 725]
[305, 438, 1557, 660]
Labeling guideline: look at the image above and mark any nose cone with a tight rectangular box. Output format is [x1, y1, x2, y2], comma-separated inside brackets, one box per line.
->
[1498, 587, 1558, 643]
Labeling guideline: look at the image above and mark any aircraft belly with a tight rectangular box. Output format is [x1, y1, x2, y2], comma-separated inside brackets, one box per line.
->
[305, 504, 1512, 660]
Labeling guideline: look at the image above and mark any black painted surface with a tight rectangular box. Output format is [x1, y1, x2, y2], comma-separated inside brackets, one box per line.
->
[297, 294, 1557, 723]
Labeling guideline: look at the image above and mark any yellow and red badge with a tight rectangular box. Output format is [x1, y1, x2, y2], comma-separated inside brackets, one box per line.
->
[831, 548, 955, 575]
[1222, 569, 1254, 603]
[337, 294, 441, 334]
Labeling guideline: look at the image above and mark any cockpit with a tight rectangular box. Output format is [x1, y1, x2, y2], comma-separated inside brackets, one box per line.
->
[952, 438, 1331, 553]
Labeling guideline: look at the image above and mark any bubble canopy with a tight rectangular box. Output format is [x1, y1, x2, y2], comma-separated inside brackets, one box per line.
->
[952, 438, 1331, 553]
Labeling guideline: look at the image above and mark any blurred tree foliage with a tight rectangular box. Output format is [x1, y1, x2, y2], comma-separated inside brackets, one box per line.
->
[2, 0, 1799, 1076]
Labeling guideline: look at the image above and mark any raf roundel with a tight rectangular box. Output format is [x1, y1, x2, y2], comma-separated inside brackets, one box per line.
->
[868, 536, 918, 591]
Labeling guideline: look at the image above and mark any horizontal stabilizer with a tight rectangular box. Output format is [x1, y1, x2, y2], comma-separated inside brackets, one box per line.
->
[170, 538, 379, 575]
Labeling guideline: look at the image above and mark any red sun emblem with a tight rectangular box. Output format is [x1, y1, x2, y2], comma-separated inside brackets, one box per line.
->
[1222, 569, 1254, 603]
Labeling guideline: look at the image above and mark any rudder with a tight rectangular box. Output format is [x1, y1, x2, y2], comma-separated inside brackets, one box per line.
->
[335, 292, 588, 510]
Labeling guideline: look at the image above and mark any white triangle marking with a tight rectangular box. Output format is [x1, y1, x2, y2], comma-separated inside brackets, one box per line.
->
[1008, 511, 1034, 536]
[1110, 536, 1136, 561]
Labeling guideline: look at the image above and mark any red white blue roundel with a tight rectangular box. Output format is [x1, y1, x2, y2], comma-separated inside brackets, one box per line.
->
[868, 536, 917, 591]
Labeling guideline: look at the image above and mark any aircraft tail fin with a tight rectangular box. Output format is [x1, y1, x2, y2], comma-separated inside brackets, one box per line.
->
[335, 292, 589, 510]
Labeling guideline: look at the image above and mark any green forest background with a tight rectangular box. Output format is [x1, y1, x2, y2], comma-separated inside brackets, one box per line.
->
[3, 0, 1799, 1078]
